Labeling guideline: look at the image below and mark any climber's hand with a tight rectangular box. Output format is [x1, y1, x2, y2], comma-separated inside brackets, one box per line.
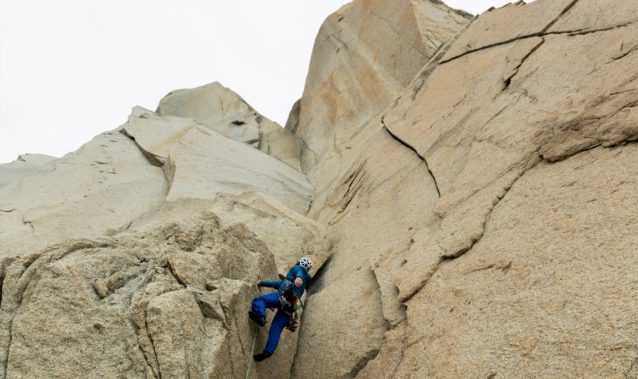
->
[294, 277, 303, 287]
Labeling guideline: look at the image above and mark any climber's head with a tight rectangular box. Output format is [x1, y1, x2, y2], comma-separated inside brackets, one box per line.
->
[299, 256, 313, 271]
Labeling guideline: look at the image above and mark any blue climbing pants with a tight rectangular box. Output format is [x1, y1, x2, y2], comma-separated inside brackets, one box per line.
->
[251, 292, 291, 355]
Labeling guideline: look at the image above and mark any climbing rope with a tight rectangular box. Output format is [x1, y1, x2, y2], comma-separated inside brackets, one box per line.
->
[245, 324, 259, 379]
[245, 276, 262, 379]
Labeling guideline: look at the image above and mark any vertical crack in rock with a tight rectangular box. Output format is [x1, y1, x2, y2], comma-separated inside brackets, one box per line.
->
[118, 128, 173, 210]
[382, 117, 441, 197]
[370, 260, 406, 329]
[129, 317, 159, 379]
[144, 309, 162, 379]
[2, 320, 13, 379]
[401, 139, 635, 308]
[306, 255, 333, 297]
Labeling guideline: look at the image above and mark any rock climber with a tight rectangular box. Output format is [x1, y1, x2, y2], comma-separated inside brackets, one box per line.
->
[248, 257, 313, 361]
[259, 256, 313, 299]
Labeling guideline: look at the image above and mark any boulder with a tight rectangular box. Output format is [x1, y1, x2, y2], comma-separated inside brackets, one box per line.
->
[0, 213, 281, 378]
[122, 109, 313, 215]
[157, 82, 302, 170]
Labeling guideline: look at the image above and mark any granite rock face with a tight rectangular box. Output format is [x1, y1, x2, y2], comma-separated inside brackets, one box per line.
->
[0, 84, 325, 378]
[290, 0, 472, 215]
[0, 211, 290, 378]
[293, 0, 638, 378]
[0, 130, 169, 258]
[2, 0, 637, 378]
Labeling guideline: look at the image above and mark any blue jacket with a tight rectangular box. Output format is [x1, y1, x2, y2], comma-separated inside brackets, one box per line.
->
[259, 265, 312, 298]
[285, 265, 312, 297]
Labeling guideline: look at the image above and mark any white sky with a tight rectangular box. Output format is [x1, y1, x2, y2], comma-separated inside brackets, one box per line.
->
[0, 0, 516, 163]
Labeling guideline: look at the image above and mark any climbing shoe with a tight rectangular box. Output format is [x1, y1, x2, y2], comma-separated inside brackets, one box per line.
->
[253, 351, 272, 362]
[248, 311, 266, 327]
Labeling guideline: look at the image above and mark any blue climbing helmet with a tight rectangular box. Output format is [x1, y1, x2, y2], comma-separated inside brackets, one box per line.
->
[299, 256, 313, 271]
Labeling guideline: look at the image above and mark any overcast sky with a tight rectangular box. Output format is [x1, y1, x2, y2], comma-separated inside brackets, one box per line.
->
[0, 0, 516, 163]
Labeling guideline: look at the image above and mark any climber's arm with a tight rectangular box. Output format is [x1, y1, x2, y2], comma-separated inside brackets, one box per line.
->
[258, 280, 283, 289]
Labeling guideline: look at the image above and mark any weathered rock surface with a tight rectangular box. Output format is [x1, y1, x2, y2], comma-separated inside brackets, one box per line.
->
[0, 82, 323, 379]
[0, 211, 293, 378]
[293, 0, 638, 377]
[291, 0, 471, 178]
[122, 108, 313, 214]
[395, 144, 638, 378]
[0, 130, 168, 258]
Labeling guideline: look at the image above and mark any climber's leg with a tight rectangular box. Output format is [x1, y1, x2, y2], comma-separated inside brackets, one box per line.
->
[263, 310, 290, 355]
[250, 292, 280, 326]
